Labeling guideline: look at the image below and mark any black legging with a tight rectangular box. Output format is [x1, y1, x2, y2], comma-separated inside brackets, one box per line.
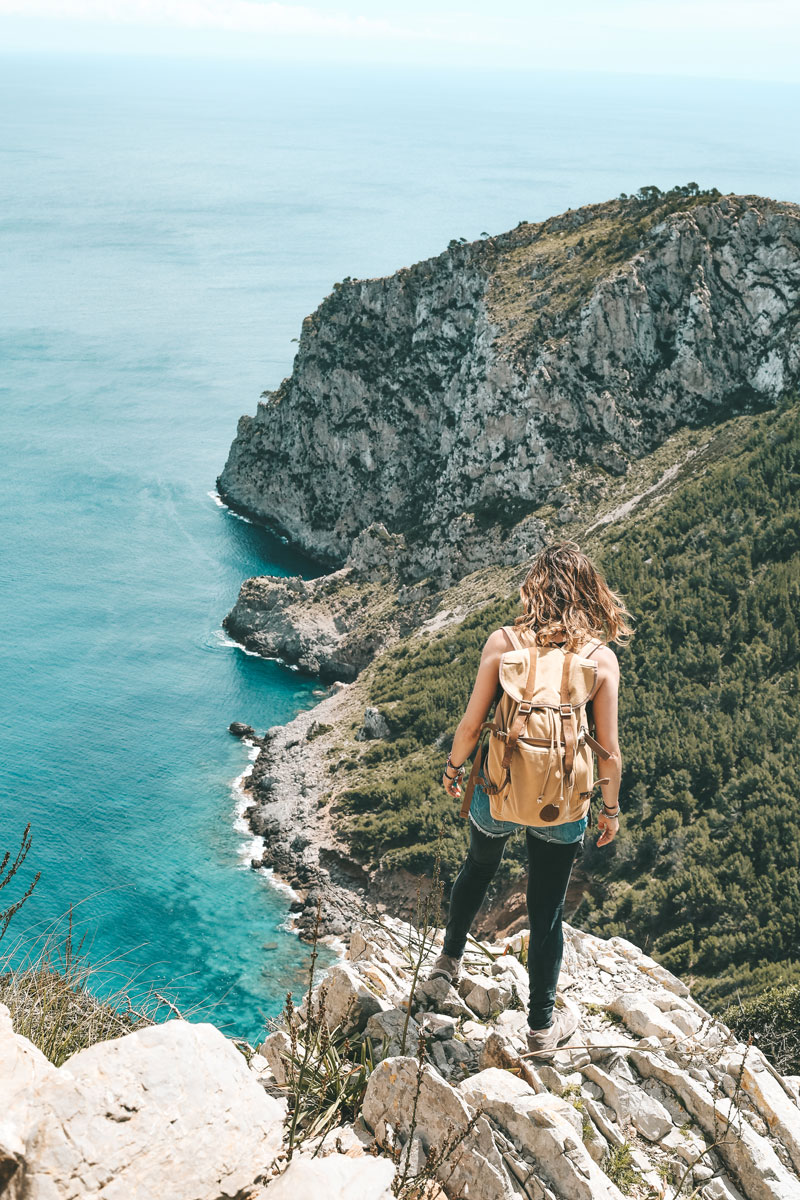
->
[442, 822, 580, 1029]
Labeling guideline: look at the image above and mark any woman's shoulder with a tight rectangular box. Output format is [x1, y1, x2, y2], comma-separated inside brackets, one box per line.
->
[590, 643, 620, 679]
[485, 626, 519, 652]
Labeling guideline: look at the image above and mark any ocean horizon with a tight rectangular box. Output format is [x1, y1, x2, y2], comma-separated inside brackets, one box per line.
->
[2, 53, 798, 1043]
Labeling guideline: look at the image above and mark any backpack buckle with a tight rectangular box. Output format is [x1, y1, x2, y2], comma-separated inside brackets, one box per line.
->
[559, 704, 572, 718]
[518, 700, 534, 715]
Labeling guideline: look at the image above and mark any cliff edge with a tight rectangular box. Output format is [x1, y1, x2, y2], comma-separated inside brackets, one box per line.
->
[4, 917, 800, 1200]
[218, 188, 800, 586]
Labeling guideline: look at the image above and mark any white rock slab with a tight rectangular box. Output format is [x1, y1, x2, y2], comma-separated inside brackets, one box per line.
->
[582, 1062, 672, 1141]
[9, 1019, 287, 1200]
[460, 1068, 627, 1200]
[0, 1003, 61, 1140]
[308, 963, 390, 1033]
[718, 1046, 800, 1175]
[631, 1048, 800, 1200]
[264, 1152, 396, 1199]
[362, 1056, 514, 1200]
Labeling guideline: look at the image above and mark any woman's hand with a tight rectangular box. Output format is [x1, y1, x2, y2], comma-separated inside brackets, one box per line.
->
[442, 766, 463, 799]
[596, 811, 619, 847]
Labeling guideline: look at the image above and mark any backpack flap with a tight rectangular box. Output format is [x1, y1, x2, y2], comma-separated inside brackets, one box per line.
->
[498, 647, 597, 708]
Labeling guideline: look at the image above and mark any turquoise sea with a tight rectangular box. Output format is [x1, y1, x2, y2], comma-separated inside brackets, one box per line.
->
[2, 55, 798, 1042]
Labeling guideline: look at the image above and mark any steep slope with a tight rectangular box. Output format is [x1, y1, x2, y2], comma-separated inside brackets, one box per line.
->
[234, 399, 800, 1026]
[218, 187, 800, 585]
[6, 915, 800, 1200]
[336, 400, 800, 1010]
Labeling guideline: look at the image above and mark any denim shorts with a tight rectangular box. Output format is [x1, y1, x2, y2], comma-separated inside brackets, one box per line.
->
[468, 779, 588, 845]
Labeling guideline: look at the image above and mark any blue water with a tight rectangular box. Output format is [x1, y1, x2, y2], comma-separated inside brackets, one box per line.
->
[2, 55, 798, 1042]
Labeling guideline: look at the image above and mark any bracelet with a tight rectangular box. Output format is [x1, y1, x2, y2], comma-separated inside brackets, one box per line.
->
[602, 806, 620, 818]
[444, 753, 465, 780]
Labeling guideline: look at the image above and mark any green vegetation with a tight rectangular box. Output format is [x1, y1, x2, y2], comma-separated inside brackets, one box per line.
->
[340, 397, 800, 1019]
[719, 981, 800, 1075]
[487, 183, 725, 351]
[601, 1141, 644, 1193]
[577, 395, 800, 1011]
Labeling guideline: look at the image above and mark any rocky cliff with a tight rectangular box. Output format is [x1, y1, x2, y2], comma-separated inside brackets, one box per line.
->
[218, 189, 800, 587]
[5, 916, 800, 1200]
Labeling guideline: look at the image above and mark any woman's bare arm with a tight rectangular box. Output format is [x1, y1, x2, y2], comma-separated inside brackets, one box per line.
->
[442, 629, 508, 798]
[591, 645, 622, 846]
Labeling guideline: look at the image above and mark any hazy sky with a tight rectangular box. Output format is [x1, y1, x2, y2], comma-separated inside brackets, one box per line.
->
[1, 0, 798, 83]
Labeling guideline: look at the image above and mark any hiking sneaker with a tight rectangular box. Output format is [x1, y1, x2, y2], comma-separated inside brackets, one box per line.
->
[427, 951, 463, 986]
[525, 1003, 580, 1058]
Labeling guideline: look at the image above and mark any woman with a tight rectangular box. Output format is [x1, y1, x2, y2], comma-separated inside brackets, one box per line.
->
[431, 541, 632, 1058]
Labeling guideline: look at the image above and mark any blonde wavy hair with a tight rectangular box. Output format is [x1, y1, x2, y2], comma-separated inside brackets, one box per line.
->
[514, 541, 634, 649]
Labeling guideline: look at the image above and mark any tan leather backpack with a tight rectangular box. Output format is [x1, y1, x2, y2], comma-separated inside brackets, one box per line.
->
[460, 625, 612, 827]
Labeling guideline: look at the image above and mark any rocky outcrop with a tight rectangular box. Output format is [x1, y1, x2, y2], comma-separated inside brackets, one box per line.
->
[293, 914, 800, 1200]
[5, 918, 800, 1200]
[0, 1007, 286, 1200]
[319, 907, 800, 1200]
[222, 539, 444, 681]
[218, 191, 800, 586]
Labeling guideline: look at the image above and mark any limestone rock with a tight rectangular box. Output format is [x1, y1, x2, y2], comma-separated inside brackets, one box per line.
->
[258, 1030, 293, 1086]
[6, 1018, 286, 1200]
[631, 1047, 800, 1200]
[308, 962, 390, 1034]
[0, 1003, 60, 1144]
[0, 1123, 25, 1193]
[362, 1056, 514, 1200]
[413, 976, 472, 1018]
[355, 706, 391, 741]
[263, 1152, 396, 1199]
[418, 1012, 458, 1040]
[228, 721, 257, 739]
[461, 1019, 490, 1043]
[459, 1068, 627, 1200]
[490, 954, 530, 991]
[581, 1061, 673, 1141]
[344, 523, 406, 581]
[717, 1045, 800, 1175]
[364, 1009, 420, 1060]
[608, 991, 686, 1043]
[463, 979, 511, 1019]
[701, 1178, 747, 1200]
[218, 194, 800, 587]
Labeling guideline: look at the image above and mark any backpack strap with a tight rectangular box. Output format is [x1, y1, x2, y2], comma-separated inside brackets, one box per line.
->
[584, 730, 613, 760]
[501, 643, 539, 772]
[559, 650, 577, 782]
[459, 721, 495, 817]
[502, 624, 524, 650]
[459, 640, 540, 819]
[580, 637, 604, 659]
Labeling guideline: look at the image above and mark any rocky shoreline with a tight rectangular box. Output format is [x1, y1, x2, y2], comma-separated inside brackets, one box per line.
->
[228, 691, 556, 955]
[228, 684, 384, 944]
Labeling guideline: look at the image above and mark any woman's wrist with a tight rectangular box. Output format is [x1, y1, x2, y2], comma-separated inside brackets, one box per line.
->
[444, 752, 465, 780]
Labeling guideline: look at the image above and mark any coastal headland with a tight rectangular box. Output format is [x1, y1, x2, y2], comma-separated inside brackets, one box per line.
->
[218, 186, 800, 1010]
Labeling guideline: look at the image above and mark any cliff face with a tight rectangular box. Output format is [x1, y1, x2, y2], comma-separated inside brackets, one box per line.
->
[218, 191, 800, 584]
